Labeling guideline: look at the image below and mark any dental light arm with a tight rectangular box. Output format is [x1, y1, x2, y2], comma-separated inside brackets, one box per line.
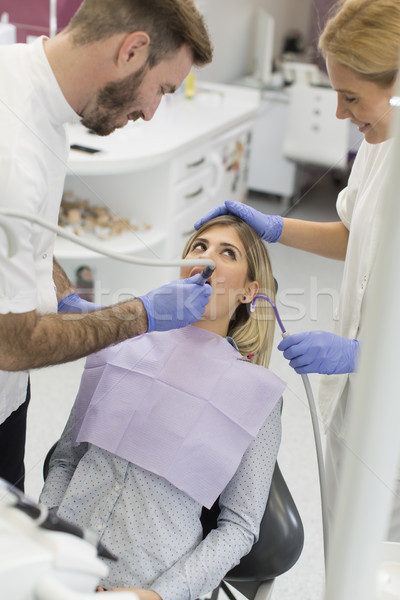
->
[0, 208, 215, 270]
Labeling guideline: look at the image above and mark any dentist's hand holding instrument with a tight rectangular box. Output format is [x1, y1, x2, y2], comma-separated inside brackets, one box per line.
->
[139, 268, 214, 332]
[57, 268, 215, 328]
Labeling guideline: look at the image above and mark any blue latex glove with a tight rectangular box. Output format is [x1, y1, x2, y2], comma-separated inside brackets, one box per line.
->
[139, 273, 213, 333]
[278, 331, 360, 375]
[194, 200, 284, 243]
[58, 292, 104, 313]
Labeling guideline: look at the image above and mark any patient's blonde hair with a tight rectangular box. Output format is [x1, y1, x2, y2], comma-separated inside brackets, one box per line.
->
[319, 0, 400, 86]
[183, 216, 276, 368]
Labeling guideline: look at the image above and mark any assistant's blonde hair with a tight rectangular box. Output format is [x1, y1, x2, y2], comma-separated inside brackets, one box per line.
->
[319, 0, 400, 86]
[183, 216, 276, 368]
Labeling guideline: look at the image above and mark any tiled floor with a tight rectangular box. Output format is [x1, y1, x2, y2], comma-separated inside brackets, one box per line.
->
[25, 168, 345, 599]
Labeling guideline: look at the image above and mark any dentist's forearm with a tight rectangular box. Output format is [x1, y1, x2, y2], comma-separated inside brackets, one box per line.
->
[0, 300, 148, 371]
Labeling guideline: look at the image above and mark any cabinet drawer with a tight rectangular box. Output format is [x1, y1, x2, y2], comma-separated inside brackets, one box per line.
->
[171, 144, 212, 184]
[171, 166, 215, 216]
[167, 198, 211, 258]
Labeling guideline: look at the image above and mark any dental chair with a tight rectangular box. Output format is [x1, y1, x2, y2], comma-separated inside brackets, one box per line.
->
[43, 449, 304, 600]
[201, 462, 304, 600]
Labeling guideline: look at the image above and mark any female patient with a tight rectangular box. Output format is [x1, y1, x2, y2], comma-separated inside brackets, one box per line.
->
[40, 215, 285, 600]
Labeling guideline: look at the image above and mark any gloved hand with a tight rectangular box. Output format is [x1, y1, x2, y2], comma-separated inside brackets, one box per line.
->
[278, 331, 360, 375]
[58, 292, 104, 313]
[139, 273, 213, 333]
[194, 200, 284, 243]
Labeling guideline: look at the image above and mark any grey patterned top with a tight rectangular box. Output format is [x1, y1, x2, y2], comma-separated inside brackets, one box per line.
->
[40, 392, 281, 600]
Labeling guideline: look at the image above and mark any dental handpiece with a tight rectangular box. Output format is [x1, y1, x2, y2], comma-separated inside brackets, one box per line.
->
[201, 265, 215, 281]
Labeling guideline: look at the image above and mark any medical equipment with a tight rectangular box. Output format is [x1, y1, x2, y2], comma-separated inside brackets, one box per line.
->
[251, 294, 330, 565]
[251, 289, 400, 597]
[0, 478, 137, 600]
[0, 208, 215, 270]
[200, 265, 215, 281]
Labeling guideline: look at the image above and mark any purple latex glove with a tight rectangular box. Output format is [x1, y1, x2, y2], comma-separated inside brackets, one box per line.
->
[278, 331, 360, 375]
[58, 292, 103, 313]
[194, 200, 284, 243]
[139, 273, 213, 333]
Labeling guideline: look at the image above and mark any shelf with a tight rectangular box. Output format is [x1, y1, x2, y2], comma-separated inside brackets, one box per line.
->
[54, 226, 166, 260]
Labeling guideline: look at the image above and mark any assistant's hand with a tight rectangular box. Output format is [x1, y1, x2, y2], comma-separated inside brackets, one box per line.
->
[278, 331, 360, 375]
[194, 200, 283, 243]
[57, 292, 104, 313]
[139, 274, 212, 333]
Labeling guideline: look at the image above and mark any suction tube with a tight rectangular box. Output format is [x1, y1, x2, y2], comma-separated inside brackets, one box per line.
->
[0, 208, 215, 270]
[251, 294, 329, 567]
[200, 265, 215, 280]
[250, 294, 286, 335]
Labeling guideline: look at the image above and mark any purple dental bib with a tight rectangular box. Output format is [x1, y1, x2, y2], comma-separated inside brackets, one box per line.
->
[72, 326, 285, 508]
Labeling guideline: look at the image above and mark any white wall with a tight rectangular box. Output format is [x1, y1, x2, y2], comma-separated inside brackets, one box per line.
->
[196, 0, 313, 84]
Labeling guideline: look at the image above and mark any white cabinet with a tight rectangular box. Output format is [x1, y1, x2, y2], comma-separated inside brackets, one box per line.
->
[247, 90, 299, 204]
[55, 83, 259, 301]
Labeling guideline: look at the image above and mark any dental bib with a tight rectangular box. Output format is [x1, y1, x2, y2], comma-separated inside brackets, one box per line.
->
[72, 326, 285, 508]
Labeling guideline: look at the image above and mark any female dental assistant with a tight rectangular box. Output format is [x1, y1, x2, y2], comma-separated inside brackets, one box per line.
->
[196, 0, 400, 540]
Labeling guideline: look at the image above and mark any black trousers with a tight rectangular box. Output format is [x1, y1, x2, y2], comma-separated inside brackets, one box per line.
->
[0, 381, 30, 492]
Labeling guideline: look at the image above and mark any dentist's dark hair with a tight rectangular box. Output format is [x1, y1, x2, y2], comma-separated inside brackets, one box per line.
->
[66, 0, 213, 68]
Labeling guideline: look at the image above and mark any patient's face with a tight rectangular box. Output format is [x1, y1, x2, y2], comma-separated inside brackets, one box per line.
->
[181, 224, 257, 331]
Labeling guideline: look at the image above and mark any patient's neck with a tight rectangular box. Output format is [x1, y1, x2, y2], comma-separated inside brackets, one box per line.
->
[192, 318, 229, 337]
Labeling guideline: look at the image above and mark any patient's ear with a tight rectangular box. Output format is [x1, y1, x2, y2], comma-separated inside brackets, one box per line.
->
[241, 281, 259, 304]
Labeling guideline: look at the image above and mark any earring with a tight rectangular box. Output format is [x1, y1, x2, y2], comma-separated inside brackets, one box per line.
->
[243, 296, 246, 301]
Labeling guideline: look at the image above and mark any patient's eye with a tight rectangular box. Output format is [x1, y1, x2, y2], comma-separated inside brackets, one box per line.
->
[222, 248, 237, 259]
[191, 240, 207, 252]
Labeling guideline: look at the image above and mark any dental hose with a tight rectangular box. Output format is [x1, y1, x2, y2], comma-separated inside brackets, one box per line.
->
[251, 295, 329, 569]
[0, 208, 215, 270]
